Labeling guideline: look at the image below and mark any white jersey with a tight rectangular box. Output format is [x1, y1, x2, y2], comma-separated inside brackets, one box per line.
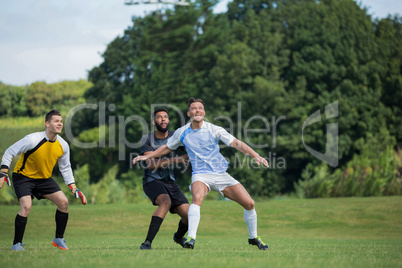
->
[167, 121, 236, 174]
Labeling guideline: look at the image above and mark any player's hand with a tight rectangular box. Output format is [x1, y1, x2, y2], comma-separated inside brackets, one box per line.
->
[132, 155, 148, 165]
[254, 155, 269, 168]
[0, 170, 11, 189]
[68, 183, 87, 205]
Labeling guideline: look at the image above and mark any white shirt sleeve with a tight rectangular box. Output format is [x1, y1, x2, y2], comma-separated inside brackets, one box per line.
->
[166, 128, 183, 150]
[1, 135, 36, 169]
[57, 137, 75, 185]
[211, 124, 236, 146]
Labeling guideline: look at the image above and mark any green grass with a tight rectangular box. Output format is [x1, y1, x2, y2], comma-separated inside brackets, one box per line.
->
[0, 197, 401, 268]
[0, 116, 44, 128]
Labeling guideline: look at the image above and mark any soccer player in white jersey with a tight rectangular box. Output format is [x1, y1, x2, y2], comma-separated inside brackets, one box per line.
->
[0, 110, 87, 251]
[133, 97, 269, 250]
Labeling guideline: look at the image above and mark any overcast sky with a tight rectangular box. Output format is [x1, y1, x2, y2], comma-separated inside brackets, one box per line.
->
[0, 0, 400, 86]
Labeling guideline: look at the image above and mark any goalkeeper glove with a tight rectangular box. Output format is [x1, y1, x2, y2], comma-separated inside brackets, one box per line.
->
[68, 183, 87, 205]
[0, 171, 11, 189]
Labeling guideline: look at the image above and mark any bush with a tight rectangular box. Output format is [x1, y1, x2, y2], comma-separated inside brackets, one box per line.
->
[296, 145, 401, 198]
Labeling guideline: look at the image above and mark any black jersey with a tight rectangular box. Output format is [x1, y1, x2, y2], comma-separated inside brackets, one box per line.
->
[140, 130, 175, 184]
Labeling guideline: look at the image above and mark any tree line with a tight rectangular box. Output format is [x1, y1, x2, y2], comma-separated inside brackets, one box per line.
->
[0, 80, 92, 117]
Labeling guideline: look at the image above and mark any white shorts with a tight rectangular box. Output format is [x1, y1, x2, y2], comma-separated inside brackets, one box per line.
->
[190, 172, 240, 196]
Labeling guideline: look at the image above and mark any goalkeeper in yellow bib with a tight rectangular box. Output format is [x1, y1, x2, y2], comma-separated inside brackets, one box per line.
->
[0, 110, 87, 251]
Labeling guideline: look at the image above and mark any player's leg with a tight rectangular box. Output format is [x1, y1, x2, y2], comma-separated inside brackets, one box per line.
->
[222, 183, 269, 250]
[45, 190, 69, 212]
[152, 193, 171, 218]
[11, 174, 34, 250]
[12, 195, 32, 250]
[174, 203, 189, 225]
[191, 180, 209, 207]
[172, 203, 189, 246]
[184, 181, 209, 249]
[222, 183, 256, 237]
[17, 195, 32, 217]
[222, 183, 254, 210]
[44, 190, 70, 250]
[141, 193, 171, 249]
[169, 182, 189, 247]
[141, 180, 171, 249]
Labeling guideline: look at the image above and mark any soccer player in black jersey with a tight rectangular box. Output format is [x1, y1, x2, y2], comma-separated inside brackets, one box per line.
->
[138, 108, 189, 250]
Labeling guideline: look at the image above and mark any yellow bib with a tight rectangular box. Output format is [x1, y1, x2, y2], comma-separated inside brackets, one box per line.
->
[14, 139, 63, 179]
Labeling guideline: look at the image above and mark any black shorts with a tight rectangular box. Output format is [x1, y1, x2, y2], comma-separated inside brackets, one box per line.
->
[143, 180, 189, 214]
[12, 173, 62, 200]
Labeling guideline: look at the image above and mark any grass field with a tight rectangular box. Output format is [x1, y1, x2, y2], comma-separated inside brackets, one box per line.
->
[0, 197, 401, 268]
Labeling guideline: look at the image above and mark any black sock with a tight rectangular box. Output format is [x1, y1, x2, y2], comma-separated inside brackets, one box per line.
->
[55, 210, 69, 238]
[145, 216, 163, 244]
[174, 219, 188, 239]
[13, 214, 27, 245]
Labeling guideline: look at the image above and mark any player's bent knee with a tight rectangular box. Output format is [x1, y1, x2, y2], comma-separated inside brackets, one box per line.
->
[20, 205, 32, 216]
[192, 193, 205, 204]
[244, 200, 255, 210]
[160, 199, 172, 208]
[58, 197, 69, 211]
[156, 194, 171, 207]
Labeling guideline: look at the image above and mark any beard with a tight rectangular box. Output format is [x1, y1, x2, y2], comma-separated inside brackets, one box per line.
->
[155, 121, 169, 133]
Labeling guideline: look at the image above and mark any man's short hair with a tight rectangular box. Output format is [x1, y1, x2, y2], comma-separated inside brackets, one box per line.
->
[45, 109, 61, 122]
[187, 97, 204, 110]
[153, 108, 168, 119]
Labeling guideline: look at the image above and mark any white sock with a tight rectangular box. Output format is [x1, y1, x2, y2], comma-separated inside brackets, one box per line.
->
[187, 204, 201, 239]
[244, 208, 258, 239]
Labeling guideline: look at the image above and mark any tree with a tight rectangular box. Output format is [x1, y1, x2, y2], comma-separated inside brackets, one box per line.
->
[0, 83, 27, 116]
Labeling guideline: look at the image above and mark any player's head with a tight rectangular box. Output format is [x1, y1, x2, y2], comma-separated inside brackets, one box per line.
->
[45, 109, 63, 134]
[187, 97, 204, 111]
[153, 108, 169, 133]
[187, 97, 205, 122]
[45, 109, 62, 123]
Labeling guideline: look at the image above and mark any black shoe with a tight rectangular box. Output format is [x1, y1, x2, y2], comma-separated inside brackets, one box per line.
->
[140, 241, 152, 250]
[248, 236, 269, 250]
[173, 233, 186, 248]
[183, 237, 195, 249]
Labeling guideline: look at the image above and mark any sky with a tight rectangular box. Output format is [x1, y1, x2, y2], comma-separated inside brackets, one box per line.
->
[0, 0, 400, 86]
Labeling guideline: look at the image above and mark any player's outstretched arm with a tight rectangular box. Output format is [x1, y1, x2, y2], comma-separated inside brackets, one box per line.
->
[68, 183, 87, 205]
[230, 139, 269, 168]
[146, 154, 189, 170]
[0, 169, 11, 189]
[132, 144, 173, 165]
